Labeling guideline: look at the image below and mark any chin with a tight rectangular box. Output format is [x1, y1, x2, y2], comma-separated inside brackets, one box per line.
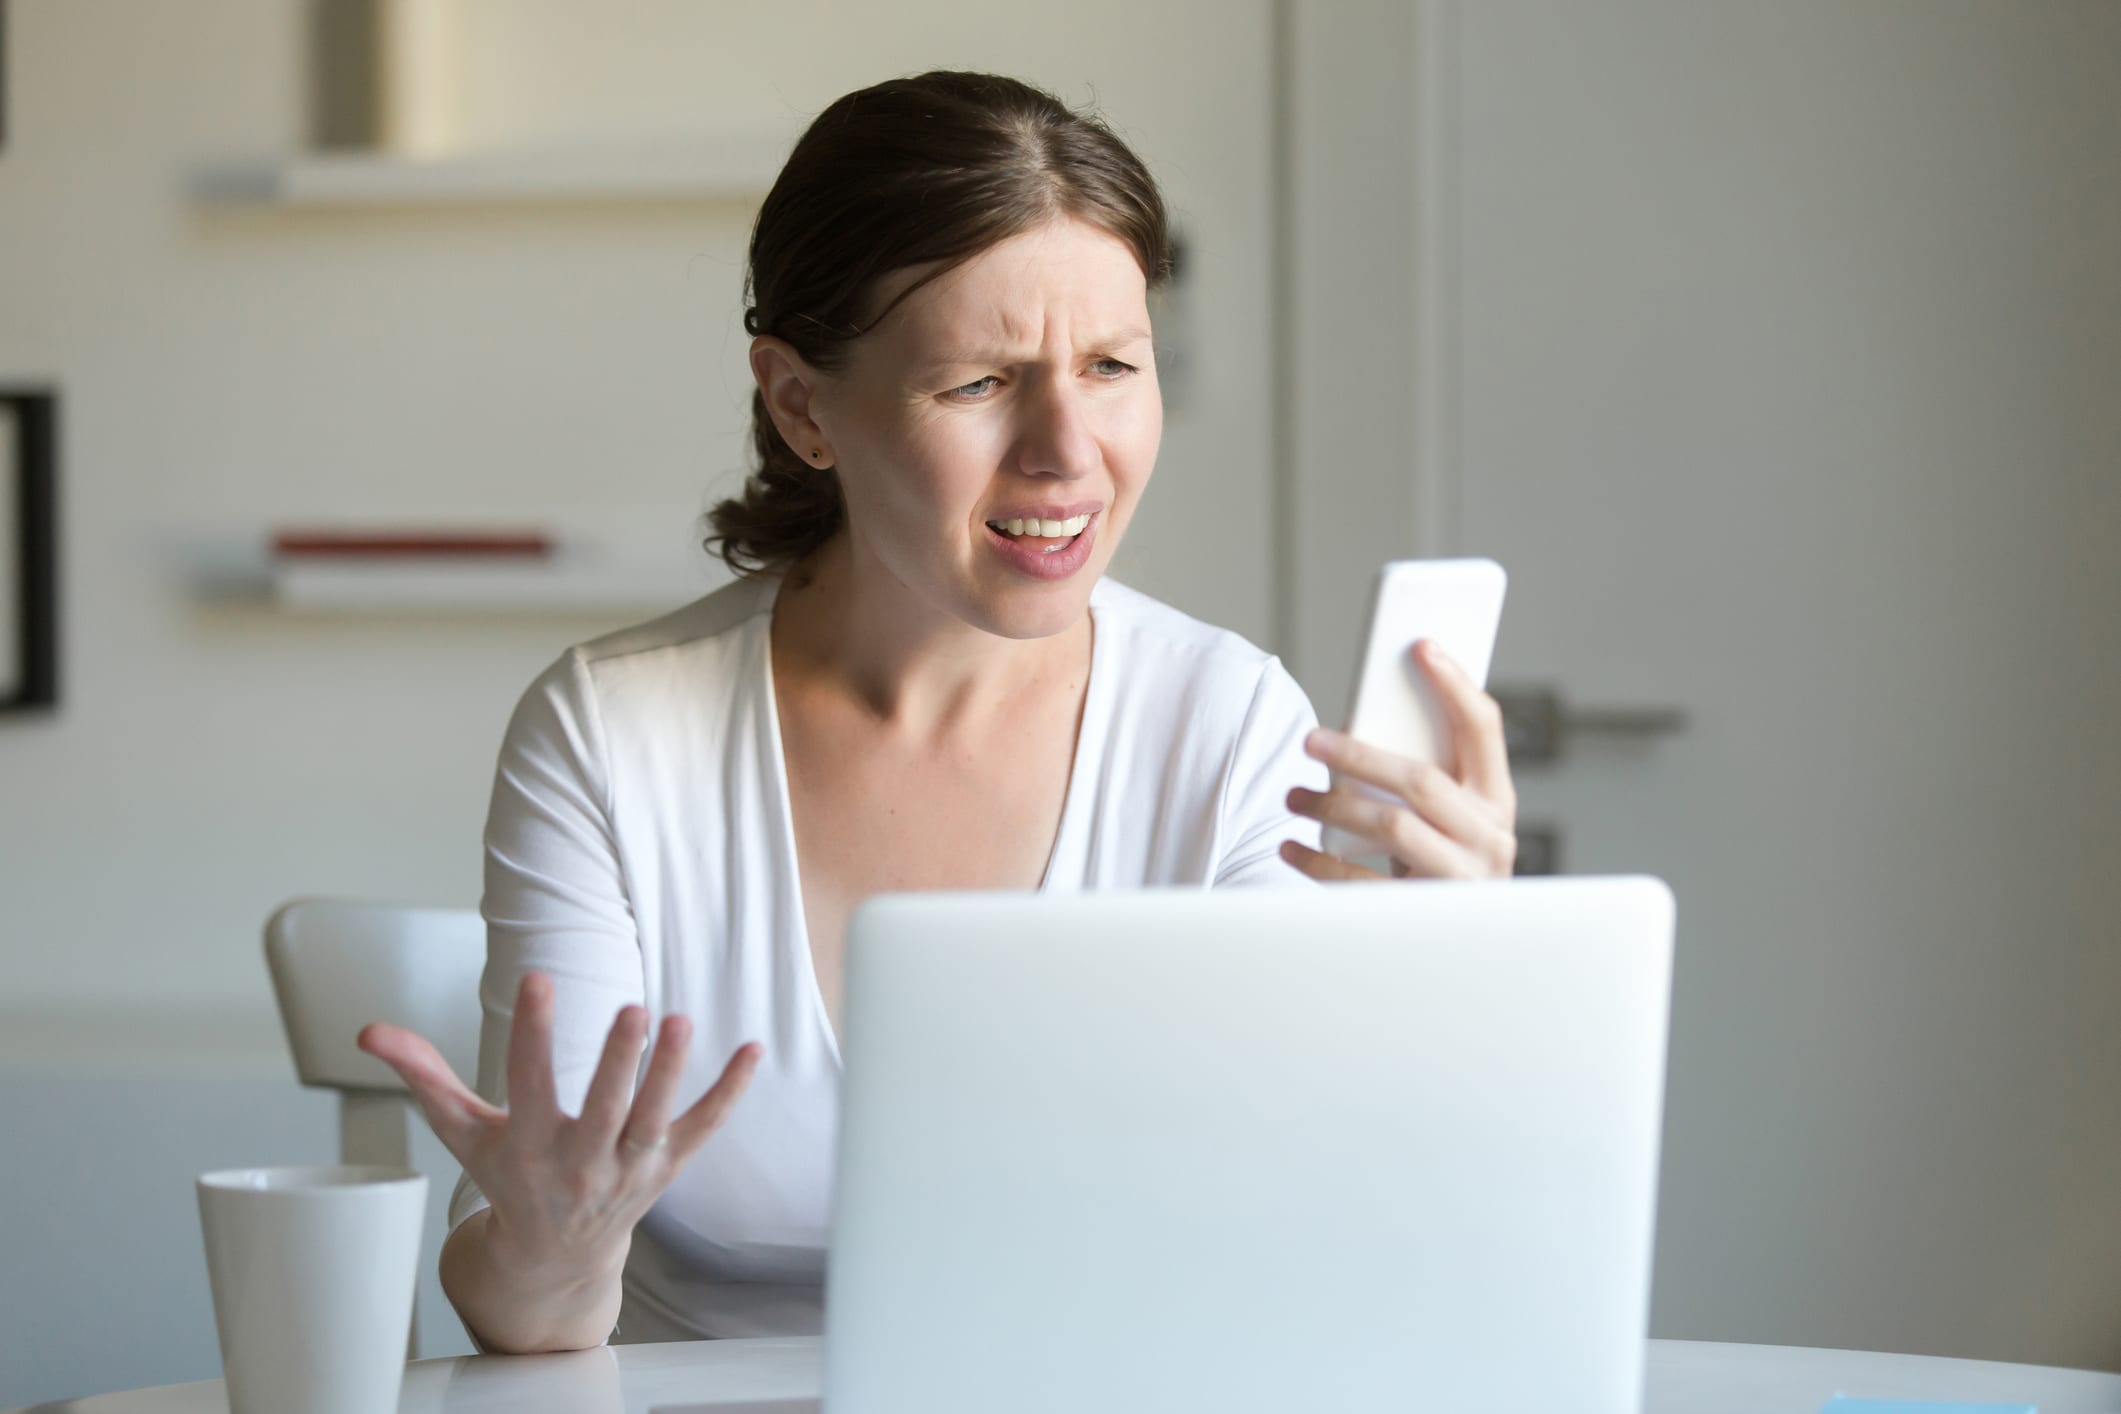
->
[973, 581, 1095, 641]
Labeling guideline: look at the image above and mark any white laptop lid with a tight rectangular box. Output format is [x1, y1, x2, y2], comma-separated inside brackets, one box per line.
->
[819, 877, 1675, 1414]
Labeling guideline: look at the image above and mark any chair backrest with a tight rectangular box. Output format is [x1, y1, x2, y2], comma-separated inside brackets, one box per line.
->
[262, 898, 487, 1361]
[264, 898, 486, 1098]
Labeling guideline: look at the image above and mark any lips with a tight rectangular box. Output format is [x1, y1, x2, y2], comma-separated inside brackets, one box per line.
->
[984, 509, 1099, 581]
[983, 499, 1106, 527]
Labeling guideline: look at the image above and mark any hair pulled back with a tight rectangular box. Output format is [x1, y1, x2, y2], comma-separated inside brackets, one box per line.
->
[703, 70, 1172, 576]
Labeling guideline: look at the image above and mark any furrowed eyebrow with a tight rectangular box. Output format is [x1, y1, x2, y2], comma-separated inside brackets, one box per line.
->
[919, 326, 1155, 373]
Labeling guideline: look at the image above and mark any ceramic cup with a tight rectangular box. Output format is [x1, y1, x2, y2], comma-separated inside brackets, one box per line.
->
[197, 1164, 428, 1414]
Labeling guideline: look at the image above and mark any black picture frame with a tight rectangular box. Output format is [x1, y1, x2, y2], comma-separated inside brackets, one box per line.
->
[1, 387, 58, 714]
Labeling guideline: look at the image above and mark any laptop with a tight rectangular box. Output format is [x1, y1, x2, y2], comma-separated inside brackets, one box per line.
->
[685, 876, 1674, 1414]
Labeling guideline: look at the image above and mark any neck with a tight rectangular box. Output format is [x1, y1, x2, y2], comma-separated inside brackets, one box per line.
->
[769, 531, 1089, 735]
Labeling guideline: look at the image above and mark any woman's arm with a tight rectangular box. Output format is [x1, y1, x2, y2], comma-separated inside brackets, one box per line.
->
[1211, 656, 1328, 887]
[440, 1207, 627, 1354]
[361, 648, 760, 1353]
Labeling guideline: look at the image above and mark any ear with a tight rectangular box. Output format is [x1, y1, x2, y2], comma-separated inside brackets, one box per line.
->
[750, 337, 836, 469]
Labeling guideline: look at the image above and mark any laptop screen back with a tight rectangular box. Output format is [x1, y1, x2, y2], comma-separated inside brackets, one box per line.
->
[824, 877, 1675, 1414]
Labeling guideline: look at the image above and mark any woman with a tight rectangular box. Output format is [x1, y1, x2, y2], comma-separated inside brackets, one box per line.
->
[359, 70, 1518, 1355]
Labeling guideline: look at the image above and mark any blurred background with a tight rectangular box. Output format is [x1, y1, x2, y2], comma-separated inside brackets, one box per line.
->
[1, 0, 2117, 1404]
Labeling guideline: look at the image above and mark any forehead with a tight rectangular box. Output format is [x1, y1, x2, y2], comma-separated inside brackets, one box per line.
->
[867, 217, 1150, 352]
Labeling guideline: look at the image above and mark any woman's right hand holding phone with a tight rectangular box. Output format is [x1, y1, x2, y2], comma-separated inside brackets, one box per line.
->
[356, 971, 761, 1351]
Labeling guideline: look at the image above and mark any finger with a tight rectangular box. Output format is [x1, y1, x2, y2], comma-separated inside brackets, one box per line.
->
[1288, 785, 1481, 880]
[575, 1005, 650, 1145]
[1301, 727, 1504, 839]
[1414, 641, 1514, 807]
[668, 1042, 764, 1160]
[618, 1013, 694, 1155]
[357, 1021, 503, 1145]
[504, 972, 561, 1138]
[1278, 838, 1387, 882]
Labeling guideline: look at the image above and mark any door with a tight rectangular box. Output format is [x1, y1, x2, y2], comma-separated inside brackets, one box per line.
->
[1291, 0, 2121, 1370]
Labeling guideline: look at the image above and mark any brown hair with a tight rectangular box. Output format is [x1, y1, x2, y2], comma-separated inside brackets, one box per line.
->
[703, 71, 1172, 576]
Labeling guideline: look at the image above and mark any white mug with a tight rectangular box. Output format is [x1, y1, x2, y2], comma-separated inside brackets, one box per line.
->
[197, 1164, 428, 1414]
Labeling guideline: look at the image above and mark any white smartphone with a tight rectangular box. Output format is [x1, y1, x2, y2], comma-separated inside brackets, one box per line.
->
[1320, 557, 1508, 861]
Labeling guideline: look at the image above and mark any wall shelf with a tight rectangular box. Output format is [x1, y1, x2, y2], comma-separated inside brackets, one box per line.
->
[269, 557, 715, 613]
[184, 533, 723, 615]
[194, 133, 790, 209]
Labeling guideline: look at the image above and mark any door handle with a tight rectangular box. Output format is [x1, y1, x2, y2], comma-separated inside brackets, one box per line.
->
[1491, 687, 1687, 766]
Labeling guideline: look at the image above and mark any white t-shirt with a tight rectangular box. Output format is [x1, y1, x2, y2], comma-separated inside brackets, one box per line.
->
[448, 572, 1326, 1341]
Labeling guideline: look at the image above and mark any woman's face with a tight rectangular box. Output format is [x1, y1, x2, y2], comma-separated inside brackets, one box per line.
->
[809, 215, 1162, 641]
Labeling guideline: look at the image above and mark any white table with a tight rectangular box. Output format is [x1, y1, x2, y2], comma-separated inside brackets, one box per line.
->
[13, 1337, 2121, 1413]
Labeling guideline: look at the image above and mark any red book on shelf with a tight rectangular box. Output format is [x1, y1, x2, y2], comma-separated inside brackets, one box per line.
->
[271, 529, 555, 558]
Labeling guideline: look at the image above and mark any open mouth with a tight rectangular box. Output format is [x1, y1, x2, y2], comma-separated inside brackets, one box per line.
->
[984, 512, 1094, 553]
[981, 509, 1101, 580]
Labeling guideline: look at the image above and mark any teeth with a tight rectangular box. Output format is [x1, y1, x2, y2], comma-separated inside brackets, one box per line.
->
[988, 513, 1091, 539]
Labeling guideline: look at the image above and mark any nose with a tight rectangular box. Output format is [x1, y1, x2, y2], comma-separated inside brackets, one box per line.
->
[1012, 371, 1100, 481]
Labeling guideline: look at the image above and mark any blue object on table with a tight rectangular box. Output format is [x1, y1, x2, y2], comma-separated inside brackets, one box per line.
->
[1822, 1398, 2036, 1414]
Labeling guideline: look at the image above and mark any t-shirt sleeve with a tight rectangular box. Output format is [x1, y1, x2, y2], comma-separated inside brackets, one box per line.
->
[1212, 655, 1330, 888]
[447, 648, 647, 1236]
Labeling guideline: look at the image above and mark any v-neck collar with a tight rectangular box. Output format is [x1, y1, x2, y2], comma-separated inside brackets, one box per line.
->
[753, 573, 1106, 1065]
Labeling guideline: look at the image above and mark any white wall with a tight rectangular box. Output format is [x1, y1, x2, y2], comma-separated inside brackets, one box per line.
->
[0, 0, 1276, 1014]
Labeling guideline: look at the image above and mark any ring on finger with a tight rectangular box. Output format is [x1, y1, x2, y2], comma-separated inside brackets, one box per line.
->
[621, 1132, 667, 1156]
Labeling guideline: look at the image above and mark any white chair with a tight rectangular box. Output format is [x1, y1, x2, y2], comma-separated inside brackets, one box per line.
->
[263, 897, 487, 1357]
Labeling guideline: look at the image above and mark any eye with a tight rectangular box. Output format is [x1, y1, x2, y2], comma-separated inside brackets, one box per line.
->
[1090, 358, 1138, 379]
[946, 375, 1000, 402]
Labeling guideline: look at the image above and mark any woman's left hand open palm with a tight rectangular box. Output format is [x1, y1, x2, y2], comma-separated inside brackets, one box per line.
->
[1280, 639, 1518, 881]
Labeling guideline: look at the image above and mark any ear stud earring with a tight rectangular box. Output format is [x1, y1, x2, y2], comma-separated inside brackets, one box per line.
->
[810, 449, 823, 460]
